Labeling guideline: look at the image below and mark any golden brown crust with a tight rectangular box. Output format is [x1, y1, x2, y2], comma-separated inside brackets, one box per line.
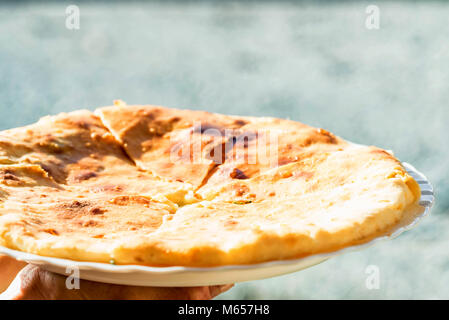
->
[96, 102, 246, 187]
[0, 103, 421, 266]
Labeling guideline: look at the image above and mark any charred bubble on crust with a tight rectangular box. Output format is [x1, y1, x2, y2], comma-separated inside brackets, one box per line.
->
[89, 207, 105, 215]
[42, 228, 59, 235]
[72, 170, 98, 182]
[233, 119, 247, 126]
[230, 168, 249, 180]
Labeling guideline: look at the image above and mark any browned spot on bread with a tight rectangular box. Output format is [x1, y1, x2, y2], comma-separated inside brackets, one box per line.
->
[80, 220, 99, 227]
[72, 170, 98, 182]
[230, 168, 248, 179]
[109, 195, 153, 206]
[62, 200, 90, 209]
[56, 200, 93, 219]
[234, 119, 247, 126]
[43, 228, 59, 235]
[279, 170, 293, 178]
[89, 207, 105, 215]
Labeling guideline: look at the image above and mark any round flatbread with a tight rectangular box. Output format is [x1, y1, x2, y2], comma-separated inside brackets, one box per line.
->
[0, 102, 420, 266]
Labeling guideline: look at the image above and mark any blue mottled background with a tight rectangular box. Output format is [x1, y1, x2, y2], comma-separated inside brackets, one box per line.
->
[0, 0, 448, 299]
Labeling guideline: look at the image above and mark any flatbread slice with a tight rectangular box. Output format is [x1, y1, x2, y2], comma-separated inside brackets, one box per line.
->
[0, 110, 184, 263]
[0, 110, 192, 203]
[0, 193, 175, 263]
[200, 117, 349, 192]
[96, 101, 247, 187]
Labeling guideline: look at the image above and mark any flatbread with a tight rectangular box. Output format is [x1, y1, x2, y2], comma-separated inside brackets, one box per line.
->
[0, 102, 420, 266]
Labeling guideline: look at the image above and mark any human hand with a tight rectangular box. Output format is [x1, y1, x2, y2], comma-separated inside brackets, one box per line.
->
[0, 254, 27, 293]
[0, 255, 233, 300]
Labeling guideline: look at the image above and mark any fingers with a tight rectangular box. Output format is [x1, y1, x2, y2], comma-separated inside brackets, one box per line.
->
[209, 284, 234, 299]
[1, 264, 235, 300]
[0, 255, 27, 293]
[6, 265, 128, 300]
[2, 264, 68, 300]
[115, 284, 234, 300]
[122, 286, 211, 300]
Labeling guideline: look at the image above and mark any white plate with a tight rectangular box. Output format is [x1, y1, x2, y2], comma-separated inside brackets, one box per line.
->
[0, 162, 433, 287]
